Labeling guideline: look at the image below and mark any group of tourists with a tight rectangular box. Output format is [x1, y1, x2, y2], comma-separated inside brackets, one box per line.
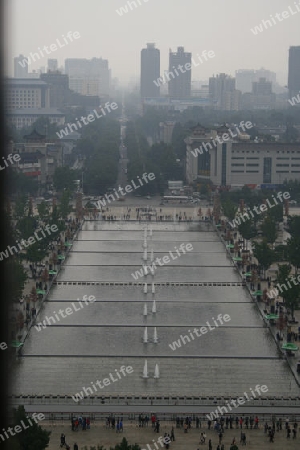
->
[71, 416, 91, 431]
[105, 415, 124, 432]
[253, 417, 298, 443]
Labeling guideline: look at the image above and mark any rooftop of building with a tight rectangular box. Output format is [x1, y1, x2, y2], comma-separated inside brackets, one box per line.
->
[6, 108, 64, 116]
[5, 78, 48, 86]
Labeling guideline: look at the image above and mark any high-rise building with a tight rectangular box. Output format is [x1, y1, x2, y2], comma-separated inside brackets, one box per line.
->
[242, 77, 275, 110]
[288, 46, 300, 100]
[140, 43, 160, 98]
[252, 77, 272, 95]
[168, 47, 191, 98]
[40, 72, 69, 108]
[236, 68, 276, 93]
[65, 57, 110, 97]
[209, 73, 239, 110]
[48, 59, 58, 72]
[14, 55, 28, 78]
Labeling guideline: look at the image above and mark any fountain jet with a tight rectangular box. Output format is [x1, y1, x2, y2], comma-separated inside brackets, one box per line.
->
[152, 300, 156, 313]
[152, 283, 155, 294]
[143, 327, 148, 343]
[143, 249, 147, 261]
[153, 327, 158, 343]
[154, 363, 160, 379]
[143, 360, 149, 378]
[143, 283, 147, 293]
[143, 304, 148, 316]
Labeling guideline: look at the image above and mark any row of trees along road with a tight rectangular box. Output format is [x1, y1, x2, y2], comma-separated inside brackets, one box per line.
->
[124, 121, 182, 196]
[221, 187, 300, 319]
[5, 191, 73, 305]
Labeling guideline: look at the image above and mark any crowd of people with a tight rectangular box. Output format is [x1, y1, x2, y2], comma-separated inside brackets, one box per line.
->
[56, 415, 298, 449]
[71, 416, 91, 431]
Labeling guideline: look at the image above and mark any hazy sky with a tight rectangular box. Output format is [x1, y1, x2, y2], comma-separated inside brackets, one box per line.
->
[5, 0, 300, 85]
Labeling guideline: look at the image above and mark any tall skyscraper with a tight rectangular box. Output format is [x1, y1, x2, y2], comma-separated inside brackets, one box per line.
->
[288, 46, 300, 100]
[14, 55, 28, 78]
[140, 43, 160, 98]
[168, 47, 191, 98]
[209, 73, 239, 110]
[65, 57, 110, 97]
[48, 59, 58, 72]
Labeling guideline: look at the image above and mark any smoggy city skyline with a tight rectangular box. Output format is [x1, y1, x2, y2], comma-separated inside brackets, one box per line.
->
[5, 0, 300, 85]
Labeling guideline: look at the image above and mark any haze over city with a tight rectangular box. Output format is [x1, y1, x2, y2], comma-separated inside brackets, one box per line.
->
[5, 0, 300, 85]
[3, 1, 300, 449]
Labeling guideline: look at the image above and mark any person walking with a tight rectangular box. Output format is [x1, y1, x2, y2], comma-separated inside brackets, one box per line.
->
[170, 426, 175, 441]
[60, 434, 66, 447]
[73, 444, 78, 450]
[208, 439, 212, 450]
[218, 431, 223, 444]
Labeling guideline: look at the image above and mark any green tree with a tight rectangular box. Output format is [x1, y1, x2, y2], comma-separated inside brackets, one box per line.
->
[11, 405, 51, 450]
[222, 200, 238, 221]
[267, 203, 283, 223]
[16, 216, 37, 240]
[8, 170, 38, 196]
[37, 201, 50, 222]
[286, 236, 300, 274]
[238, 219, 257, 249]
[276, 265, 300, 320]
[25, 239, 49, 266]
[6, 259, 27, 303]
[53, 167, 78, 192]
[14, 195, 28, 219]
[253, 240, 275, 277]
[261, 216, 277, 246]
[111, 437, 141, 450]
[284, 282, 300, 321]
[287, 215, 300, 239]
[58, 190, 72, 219]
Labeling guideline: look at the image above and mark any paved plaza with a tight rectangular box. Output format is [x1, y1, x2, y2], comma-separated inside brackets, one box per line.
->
[43, 420, 299, 449]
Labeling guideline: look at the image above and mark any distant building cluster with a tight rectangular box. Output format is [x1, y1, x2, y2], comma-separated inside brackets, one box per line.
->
[6, 55, 115, 130]
[140, 44, 300, 112]
[185, 124, 300, 188]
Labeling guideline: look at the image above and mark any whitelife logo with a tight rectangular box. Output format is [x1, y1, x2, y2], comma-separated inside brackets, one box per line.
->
[267, 274, 300, 299]
[18, 31, 80, 67]
[35, 295, 96, 331]
[94, 173, 156, 208]
[228, 191, 290, 228]
[250, 3, 300, 35]
[190, 122, 253, 158]
[153, 50, 215, 88]
[206, 385, 269, 420]
[0, 224, 58, 262]
[168, 314, 231, 351]
[56, 102, 118, 138]
[131, 243, 193, 281]
[0, 413, 45, 443]
[116, 0, 150, 16]
[288, 91, 300, 106]
[0, 153, 21, 171]
[72, 365, 134, 402]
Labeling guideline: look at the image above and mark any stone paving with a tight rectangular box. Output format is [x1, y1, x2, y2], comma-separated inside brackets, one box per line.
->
[43, 420, 299, 449]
